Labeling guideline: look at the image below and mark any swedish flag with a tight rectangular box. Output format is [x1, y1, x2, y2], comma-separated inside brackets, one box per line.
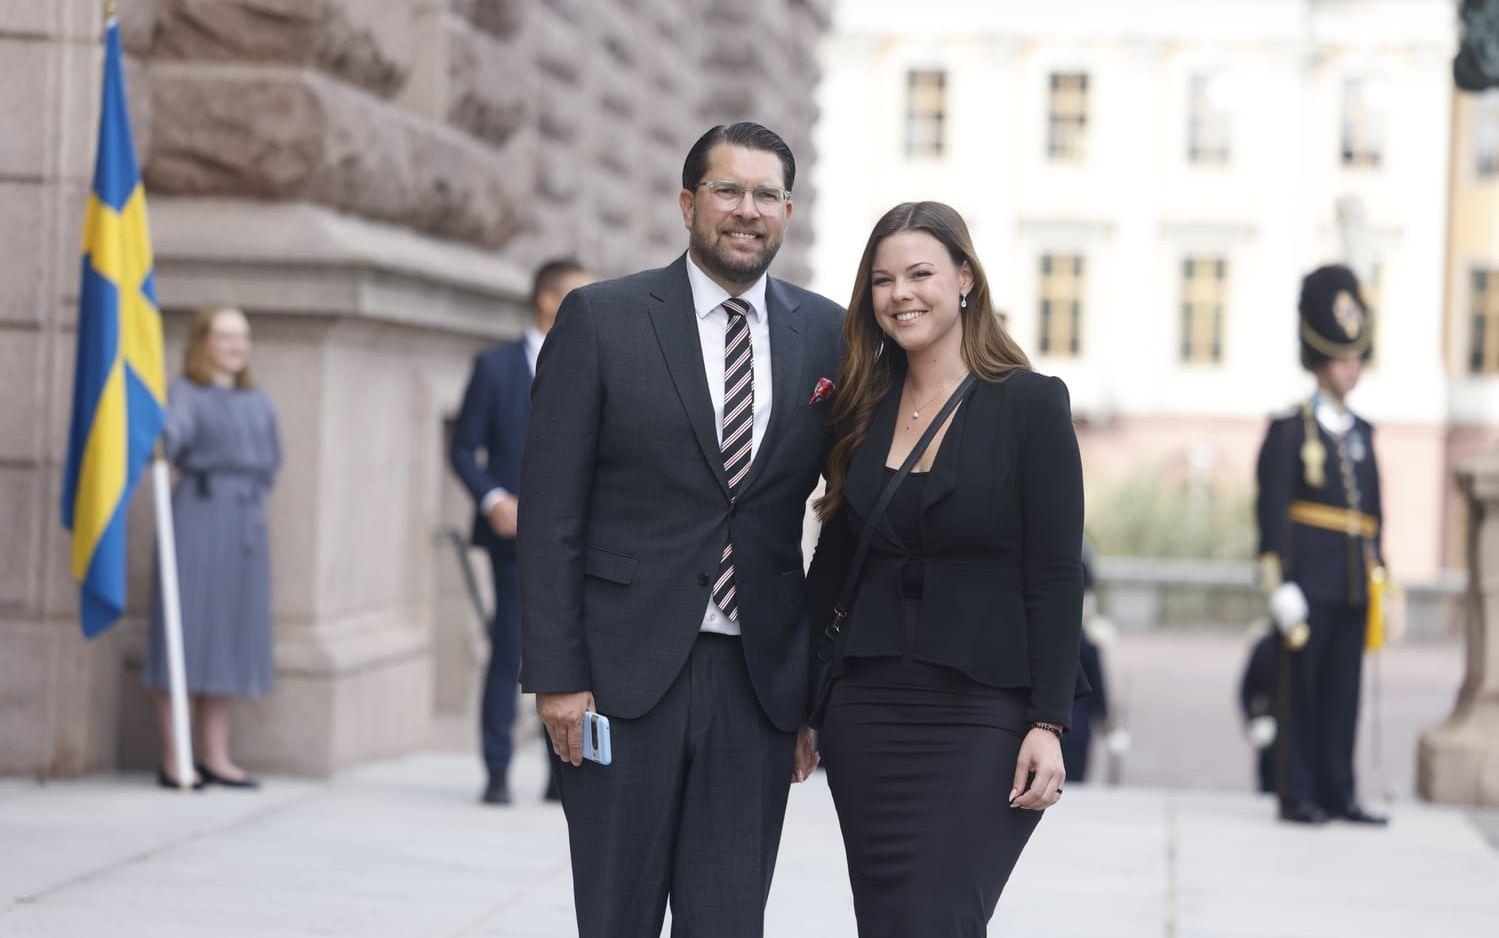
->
[60, 16, 166, 638]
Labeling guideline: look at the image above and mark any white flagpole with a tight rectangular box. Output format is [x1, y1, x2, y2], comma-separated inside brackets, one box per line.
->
[151, 452, 195, 790]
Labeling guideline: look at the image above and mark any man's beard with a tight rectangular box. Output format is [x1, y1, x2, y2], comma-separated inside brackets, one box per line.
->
[690, 219, 782, 286]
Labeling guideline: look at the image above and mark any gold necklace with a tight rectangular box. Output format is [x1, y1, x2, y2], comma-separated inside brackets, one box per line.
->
[907, 381, 951, 420]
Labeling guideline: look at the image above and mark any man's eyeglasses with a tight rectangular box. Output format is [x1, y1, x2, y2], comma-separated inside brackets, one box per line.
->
[695, 180, 791, 210]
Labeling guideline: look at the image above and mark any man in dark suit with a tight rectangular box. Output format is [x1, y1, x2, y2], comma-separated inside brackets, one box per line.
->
[451, 258, 592, 805]
[1254, 264, 1387, 826]
[518, 123, 843, 937]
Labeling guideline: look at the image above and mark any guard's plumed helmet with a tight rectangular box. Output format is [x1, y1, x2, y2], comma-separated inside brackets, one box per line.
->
[1298, 264, 1373, 371]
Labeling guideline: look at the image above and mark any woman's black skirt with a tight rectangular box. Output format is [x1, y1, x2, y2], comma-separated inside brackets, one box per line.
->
[821, 599, 1043, 937]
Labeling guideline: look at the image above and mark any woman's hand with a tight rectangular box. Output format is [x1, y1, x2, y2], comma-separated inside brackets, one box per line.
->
[791, 726, 820, 783]
[1009, 727, 1066, 811]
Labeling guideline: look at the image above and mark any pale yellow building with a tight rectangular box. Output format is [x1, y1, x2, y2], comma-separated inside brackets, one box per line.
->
[1441, 88, 1499, 564]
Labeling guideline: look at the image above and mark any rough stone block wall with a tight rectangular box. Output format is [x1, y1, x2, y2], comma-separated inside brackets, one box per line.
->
[121, 0, 829, 281]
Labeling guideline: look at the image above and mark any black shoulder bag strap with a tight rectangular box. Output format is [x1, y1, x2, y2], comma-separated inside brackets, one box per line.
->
[809, 373, 977, 727]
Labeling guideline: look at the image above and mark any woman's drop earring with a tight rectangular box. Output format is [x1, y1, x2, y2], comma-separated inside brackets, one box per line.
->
[960, 292, 969, 309]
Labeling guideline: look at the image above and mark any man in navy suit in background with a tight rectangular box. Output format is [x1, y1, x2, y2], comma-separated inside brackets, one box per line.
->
[451, 258, 592, 804]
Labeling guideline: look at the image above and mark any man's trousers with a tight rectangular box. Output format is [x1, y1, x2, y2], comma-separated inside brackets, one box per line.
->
[1280, 602, 1366, 810]
[556, 633, 797, 938]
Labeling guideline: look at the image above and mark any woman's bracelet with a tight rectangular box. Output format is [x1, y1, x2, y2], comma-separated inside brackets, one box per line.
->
[1029, 721, 1064, 737]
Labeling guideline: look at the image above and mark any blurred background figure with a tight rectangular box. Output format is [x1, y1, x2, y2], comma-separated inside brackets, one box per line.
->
[144, 307, 281, 791]
[1254, 265, 1388, 826]
[1064, 539, 1105, 782]
[1238, 625, 1281, 795]
[1065, 537, 1127, 784]
[450, 259, 592, 806]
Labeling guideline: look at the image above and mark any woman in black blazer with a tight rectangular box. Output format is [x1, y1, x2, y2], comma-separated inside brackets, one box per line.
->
[808, 201, 1086, 936]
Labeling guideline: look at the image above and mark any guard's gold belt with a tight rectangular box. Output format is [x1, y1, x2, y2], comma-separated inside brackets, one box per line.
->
[1288, 500, 1379, 538]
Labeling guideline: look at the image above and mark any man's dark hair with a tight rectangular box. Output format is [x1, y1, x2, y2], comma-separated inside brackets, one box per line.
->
[531, 258, 586, 307]
[681, 122, 796, 193]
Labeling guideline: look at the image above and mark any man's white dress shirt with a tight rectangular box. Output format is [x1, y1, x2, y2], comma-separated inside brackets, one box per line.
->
[479, 324, 548, 515]
[685, 253, 773, 636]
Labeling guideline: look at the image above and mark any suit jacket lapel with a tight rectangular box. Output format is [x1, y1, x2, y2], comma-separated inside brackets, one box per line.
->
[735, 277, 803, 497]
[647, 256, 730, 497]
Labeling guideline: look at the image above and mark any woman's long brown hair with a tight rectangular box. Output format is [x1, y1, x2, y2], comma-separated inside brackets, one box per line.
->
[816, 201, 1030, 521]
[183, 306, 254, 389]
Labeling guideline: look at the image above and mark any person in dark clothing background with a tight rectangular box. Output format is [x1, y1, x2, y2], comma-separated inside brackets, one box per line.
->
[1254, 263, 1388, 827]
[1238, 627, 1281, 795]
[1063, 537, 1110, 783]
[450, 259, 591, 805]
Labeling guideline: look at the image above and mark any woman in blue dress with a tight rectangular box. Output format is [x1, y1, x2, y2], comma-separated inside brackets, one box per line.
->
[146, 307, 280, 790]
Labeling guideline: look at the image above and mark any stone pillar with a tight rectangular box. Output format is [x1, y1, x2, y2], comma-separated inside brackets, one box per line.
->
[0, 0, 126, 778]
[111, 197, 534, 776]
[1417, 447, 1499, 806]
[2, 0, 830, 779]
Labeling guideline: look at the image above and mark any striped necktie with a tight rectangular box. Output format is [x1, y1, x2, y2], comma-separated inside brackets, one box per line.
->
[713, 297, 754, 621]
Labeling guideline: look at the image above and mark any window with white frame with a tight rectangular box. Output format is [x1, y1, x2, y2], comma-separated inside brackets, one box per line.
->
[1471, 269, 1499, 374]
[1038, 253, 1084, 357]
[1340, 76, 1387, 169]
[1476, 91, 1499, 178]
[905, 69, 947, 158]
[1187, 72, 1231, 164]
[1047, 72, 1089, 161]
[1180, 256, 1228, 364]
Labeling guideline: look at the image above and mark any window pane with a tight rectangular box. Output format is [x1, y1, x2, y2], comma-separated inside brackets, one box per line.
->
[1472, 269, 1499, 374]
[1047, 72, 1089, 161]
[1181, 255, 1229, 364]
[1341, 76, 1386, 169]
[1476, 91, 1499, 178]
[905, 69, 947, 158]
[1188, 72, 1232, 164]
[1038, 253, 1085, 357]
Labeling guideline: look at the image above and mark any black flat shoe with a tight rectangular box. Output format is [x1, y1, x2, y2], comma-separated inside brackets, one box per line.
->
[1278, 801, 1329, 824]
[481, 778, 512, 805]
[1330, 802, 1388, 826]
[157, 767, 205, 791]
[196, 763, 261, 789]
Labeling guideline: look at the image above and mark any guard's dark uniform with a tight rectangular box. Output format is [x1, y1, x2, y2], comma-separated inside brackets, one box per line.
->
[1253, 264, 1386, 824]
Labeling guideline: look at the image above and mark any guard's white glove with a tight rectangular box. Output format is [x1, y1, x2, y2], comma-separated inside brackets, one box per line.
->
[1269, 582, 1309, 635]
[1248, 715, 1277, 748]
[1105, 727, 1131, 755]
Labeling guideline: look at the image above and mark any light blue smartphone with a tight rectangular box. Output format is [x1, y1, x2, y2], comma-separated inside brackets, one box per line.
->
[581, 710, 612, 766]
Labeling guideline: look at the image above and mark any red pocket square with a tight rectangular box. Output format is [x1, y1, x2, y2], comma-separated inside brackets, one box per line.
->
[808, 377, 836, 404]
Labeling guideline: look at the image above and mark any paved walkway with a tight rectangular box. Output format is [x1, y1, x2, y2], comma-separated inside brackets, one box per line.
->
[3, 748, 1497, 938]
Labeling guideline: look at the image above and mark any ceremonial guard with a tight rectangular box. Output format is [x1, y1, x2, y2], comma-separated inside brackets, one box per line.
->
[1253, 264, 1389, 826]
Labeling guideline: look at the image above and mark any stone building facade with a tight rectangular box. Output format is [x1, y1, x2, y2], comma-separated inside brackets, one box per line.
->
[1, 0, 829, 777]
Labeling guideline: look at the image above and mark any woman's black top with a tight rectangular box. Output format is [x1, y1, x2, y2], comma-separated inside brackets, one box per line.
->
[882, 467, 926, 598]
[806, 368, 1089, 728]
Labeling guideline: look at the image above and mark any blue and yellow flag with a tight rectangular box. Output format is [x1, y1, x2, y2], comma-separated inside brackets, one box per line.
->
[60, 16, 166, 638]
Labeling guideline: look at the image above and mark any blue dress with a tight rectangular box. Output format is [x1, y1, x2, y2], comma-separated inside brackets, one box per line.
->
[144, 378, 280, 697]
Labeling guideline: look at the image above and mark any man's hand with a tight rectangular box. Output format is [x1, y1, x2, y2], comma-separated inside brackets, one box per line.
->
[485, 492, 519, 538]
[538, 691, 596, 767]
[791, 726, 820, 782]
[1009, 728, 1066, 811]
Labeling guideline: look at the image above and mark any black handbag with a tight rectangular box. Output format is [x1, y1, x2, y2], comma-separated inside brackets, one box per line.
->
[807, 373, 977, 730]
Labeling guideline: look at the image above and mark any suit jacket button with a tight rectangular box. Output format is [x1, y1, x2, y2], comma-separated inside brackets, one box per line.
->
[697, 572, 710, 587]
[729, 501, 738, 517]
